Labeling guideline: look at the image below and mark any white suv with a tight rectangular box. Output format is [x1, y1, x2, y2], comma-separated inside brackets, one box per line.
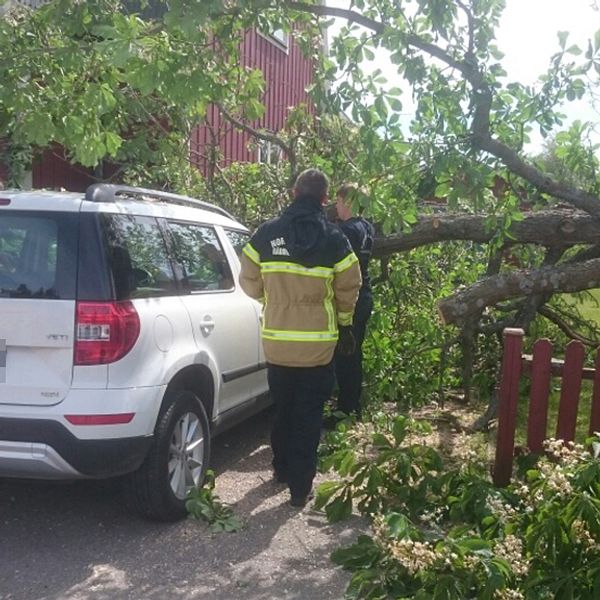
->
[0, 184, 269, 520]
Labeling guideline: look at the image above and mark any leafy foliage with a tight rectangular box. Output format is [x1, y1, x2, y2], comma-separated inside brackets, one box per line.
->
[318, 416, 600, 599]
[364, 242, 488, 408]
[185, 470, 244, 533]
[0, 0, 268, 175]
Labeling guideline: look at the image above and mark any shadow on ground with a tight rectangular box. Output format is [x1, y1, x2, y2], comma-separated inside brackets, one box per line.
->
[0, 408, 362, 600]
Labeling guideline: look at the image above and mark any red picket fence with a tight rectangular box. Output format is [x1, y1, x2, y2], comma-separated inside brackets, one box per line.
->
[493, 328, 600, 486]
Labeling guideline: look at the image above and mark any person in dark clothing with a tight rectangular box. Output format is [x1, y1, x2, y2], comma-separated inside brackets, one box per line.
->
[239, 169, 362, 507]
[334, 184, 375, 418]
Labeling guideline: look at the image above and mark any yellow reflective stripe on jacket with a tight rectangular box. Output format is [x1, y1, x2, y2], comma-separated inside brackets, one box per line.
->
[324, 277, 336, 333]
[334, 252, 359, 273]
[337, 310, 353, 327]
[242, 243, 261, 265]
[262, 328, 338, 342]
[261, 261, 333, 278]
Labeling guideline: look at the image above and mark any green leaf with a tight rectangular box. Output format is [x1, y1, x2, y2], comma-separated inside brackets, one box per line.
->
[404, 211, 418, 224]
[392, 417, 407, 444]
[558, 31, 569, 49]
[91, 24, 118, 39]
[314, 480, 345, 510]
[104, 131, 123, 156]
[388, 97, 403, 111]
[489, 45, 505, 60]
[366, 467, 384, 494]
[246, 98, 265, 120]
[363, 46, 375, 61]
[339, 449, 357, 476]
[435, 182, 450, 197]
[326, 493, 353, 522]
[385, 512, 413, 538]
[372, 433, 392, 448]
[112, 41, 134, 68]
[374, 96, 388, 121]
[24, 112, 55, 146]
[331, 535, 380, 569]
[455, 537, 491, 553]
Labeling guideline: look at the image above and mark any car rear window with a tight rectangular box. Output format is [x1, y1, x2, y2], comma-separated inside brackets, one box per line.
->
[0, 210, 78, 299]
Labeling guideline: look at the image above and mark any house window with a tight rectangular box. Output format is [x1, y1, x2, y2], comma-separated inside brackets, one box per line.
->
[270, 29, 288, 48]
[257, 27, 289, 51]
[258, 139, 283, 165]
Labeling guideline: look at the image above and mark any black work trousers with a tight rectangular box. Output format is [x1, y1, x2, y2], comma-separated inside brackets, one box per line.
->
[334, 294, 373, 417]
[268, 361, 334, 498]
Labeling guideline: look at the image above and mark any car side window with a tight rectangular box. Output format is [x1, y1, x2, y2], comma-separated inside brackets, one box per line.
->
[168, 221, 234, 293]
[102, 214, 177, 299]
[223, 229, 250, 258]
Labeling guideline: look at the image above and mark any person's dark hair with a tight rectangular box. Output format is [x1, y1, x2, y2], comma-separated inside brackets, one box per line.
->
[293, 168, 329, 199]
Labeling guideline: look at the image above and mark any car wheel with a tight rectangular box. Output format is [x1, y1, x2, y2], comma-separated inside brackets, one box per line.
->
[127, 389, 211, 521]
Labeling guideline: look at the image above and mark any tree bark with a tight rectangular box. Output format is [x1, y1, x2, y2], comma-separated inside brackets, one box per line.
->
[438, 258, 600, 326]
[372, 210, 600, 258]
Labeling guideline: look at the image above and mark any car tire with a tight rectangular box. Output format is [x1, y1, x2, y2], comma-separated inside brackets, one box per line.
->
[127, 389, 211, 521]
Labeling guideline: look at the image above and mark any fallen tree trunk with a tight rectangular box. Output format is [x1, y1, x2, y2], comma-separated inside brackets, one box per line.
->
[438, 258, 600, 326]
[372, 210, 600, 257]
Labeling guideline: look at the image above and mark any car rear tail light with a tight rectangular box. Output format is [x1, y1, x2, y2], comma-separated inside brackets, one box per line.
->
[0, 198, 11, 206]
[74, 301, 140, 365]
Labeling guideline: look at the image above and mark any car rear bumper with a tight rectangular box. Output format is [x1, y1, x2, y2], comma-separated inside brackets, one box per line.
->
[0, 441, 83, 479]
[0, 417, 152, 479]
[0, 385, 166, 439]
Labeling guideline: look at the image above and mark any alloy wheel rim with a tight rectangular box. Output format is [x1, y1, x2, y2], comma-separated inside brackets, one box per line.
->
[168, 411, 205, 500]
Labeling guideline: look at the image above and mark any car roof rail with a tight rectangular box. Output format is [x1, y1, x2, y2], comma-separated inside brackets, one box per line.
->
[85, 183, 235, 220]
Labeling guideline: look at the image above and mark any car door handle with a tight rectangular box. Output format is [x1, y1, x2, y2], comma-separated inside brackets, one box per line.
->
[199, 317, 215, 337]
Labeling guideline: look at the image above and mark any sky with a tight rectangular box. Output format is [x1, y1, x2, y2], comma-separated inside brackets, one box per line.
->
[497, 0, 597, 85]
[326, 0, 600, 151]
[497, 0, 599, 149]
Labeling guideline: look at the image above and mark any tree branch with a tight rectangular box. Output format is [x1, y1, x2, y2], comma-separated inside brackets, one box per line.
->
[538, 305, 600, 347]
[217, 103, 298, 183]
[475, 134, 600, 217]
[513, 246, 565, 330]
[438, 257, 600, 326]
[285, 2, 384, 34]
[373, 210, 600, 257]
[284, 1, 600, 216]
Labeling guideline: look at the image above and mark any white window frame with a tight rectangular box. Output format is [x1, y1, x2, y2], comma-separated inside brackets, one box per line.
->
[257, 27, 289, 52]
[258, 139, 283, 166]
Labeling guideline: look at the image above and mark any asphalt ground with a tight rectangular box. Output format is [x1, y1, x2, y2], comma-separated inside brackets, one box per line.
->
[0, 409, 363, 600]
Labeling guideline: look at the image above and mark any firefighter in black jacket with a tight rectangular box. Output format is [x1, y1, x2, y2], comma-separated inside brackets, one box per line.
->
[334, 184, 375, 418]
[240, 169, 362, 507]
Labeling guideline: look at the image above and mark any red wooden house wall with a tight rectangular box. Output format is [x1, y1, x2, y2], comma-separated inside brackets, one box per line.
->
[190, 29, 314, 172]
[16, 29, 314, 192]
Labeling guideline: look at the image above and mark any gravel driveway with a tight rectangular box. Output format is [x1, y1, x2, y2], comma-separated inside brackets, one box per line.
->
[0, 409, 363, 600]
